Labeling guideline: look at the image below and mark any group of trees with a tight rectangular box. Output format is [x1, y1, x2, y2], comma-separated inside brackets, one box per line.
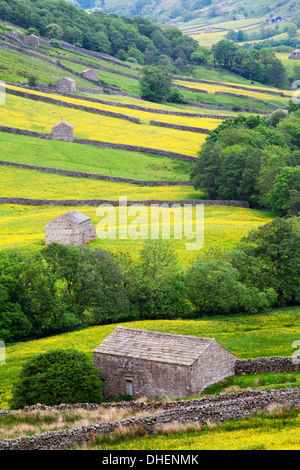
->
[0, 0, 201, 66]
[212, 39, 287, 87]
[1, 216, 299, 343]
[191, 107, 300, 215]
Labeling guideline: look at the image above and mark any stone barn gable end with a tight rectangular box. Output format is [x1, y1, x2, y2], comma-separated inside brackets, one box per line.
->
[93, 327, 238, 399]
[45, 210, 96, 245]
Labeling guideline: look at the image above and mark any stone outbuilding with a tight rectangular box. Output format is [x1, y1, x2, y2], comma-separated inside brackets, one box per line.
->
[289, 49, 300, 60]
[23, 34, 40, 46]
[45, 210, 97, 245]
[82, 69, 99, 81]
[56, 77, 76, 93]
[93, 327, 238, 399]
[52, 121, 74, 142]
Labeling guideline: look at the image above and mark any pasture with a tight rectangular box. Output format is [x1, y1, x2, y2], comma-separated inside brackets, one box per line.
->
[0, 305, 299, 409]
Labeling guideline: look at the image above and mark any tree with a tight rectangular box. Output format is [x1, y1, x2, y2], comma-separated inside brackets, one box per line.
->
[139, 65, 172, 102]
[185, 259, 247, 315]
[45, 23, 63, 40]
[10, 349, 103, 409]
[232, 218, 300, 305]
[267, 166, 300, 215]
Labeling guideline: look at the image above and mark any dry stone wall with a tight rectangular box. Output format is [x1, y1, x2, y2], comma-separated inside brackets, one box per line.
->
[0, 197, 249, 208]
[235, 357, 300, 375]
[149, 120, 211, 134]
[0, 388, 299, 450]
[0, 160, 192, 187]
[5, 87, 141, 123]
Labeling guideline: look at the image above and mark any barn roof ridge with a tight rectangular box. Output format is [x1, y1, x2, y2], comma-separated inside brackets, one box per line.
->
[93, 326, 224, 366]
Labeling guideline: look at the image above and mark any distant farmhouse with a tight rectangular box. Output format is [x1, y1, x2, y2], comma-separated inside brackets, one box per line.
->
[266, 16, 285, 23]
[93, 327, 238, 399]
[45, 210, 97, 246]
[23, 34, 40, 47]
[289, 49, 300, 60]
[234, 15, 245, 21]
[56, 77, 76, 93]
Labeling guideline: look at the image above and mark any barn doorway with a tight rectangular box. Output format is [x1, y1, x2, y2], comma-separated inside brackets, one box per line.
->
[125, 379, 133, 396]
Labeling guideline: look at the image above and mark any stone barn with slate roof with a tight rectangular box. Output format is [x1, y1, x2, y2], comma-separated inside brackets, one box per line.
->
[52, 121, 74, 142]
[45, 210, 96, 245]
[93, 327, 238, 399]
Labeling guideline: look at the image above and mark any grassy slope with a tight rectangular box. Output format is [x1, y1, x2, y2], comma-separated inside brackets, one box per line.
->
[0, 305, 299, 409]
[84, 409, 300, 450]
[0, 132, 192, 182]
[0, 204, 272, 258]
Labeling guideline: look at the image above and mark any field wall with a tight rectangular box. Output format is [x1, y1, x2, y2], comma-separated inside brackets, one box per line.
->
[0, 388, 299, 450]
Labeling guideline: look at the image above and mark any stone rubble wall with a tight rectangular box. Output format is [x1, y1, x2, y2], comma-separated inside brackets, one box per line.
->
[5, 87, 141, 123]
[0, 160, 192, 187]
[0, 197, 250, 208]
[174, 77, 288, 97]
[0, 388, 299, 450]
[214, 91, 280, 110]
[149, 120, 211, 134]
[235, 356, 300, 375]
[0, 126, 197, 161]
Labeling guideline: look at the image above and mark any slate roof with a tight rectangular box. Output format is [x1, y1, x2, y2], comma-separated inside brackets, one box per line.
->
[47, 210, 91, 225]
[93, 326, 221, 366]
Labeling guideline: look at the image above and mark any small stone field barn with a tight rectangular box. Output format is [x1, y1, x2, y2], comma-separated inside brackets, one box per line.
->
[289, 49, 300, 60]
[45, 210, 96, 245]
[93, 327, 238, 399]
[52, 121, 74, 142]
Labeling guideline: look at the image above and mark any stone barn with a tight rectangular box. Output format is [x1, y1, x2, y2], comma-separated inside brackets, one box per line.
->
[23, 34, 40, 46]
[45, 210, 97, 245]
[82, 69, 99, 81]
[52, 121, 74, 142]
[56, 77, 76, 93]
[289, 49, 300, 60]
[93, 327, 238, 399]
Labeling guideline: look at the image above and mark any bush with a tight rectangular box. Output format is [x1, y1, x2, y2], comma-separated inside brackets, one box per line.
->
[10, 349, 103, 409]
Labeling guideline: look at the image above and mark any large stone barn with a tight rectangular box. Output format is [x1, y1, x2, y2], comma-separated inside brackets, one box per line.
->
[45, 210, 96, 245]
[93, 327, 238, 399]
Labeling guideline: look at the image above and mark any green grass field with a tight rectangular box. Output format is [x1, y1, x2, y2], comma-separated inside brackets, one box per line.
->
[0, 132, 192, 182]
[82, 408, 300, 450]
[0, 204, 273, 260]
[0, 305, 299, 410]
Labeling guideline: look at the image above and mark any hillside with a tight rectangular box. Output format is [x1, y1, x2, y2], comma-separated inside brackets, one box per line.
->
[86, 0, 300, 27]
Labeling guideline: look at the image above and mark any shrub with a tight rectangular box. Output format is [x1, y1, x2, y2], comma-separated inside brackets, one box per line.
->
[10, 349, 103, 409]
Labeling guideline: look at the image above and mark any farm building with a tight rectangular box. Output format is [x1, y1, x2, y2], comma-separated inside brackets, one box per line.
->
[266, 16, 285, 23]
[289, 49, 300, 60]
[23, 34, 40, 46]
[52, 121, 74, 142]
[93, 327, 238, 399]
[56, 77, 76, 93]
[82, 69, 99, 81]
[45, 210, 97, 245]
[234, 15, 245, 20]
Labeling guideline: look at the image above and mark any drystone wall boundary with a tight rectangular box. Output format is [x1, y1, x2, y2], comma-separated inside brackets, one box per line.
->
[214, 91, 280, 109]
[235, 356, 300, 375]
[150, 120, 211, 134]
[174, 77, 288, 97]
[0, 126, 197, 162]
[0, 197, 249, 208]
[0, 388, 299, 450]
[5, 87, 141, 123]
[0, 160, 192, 186]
